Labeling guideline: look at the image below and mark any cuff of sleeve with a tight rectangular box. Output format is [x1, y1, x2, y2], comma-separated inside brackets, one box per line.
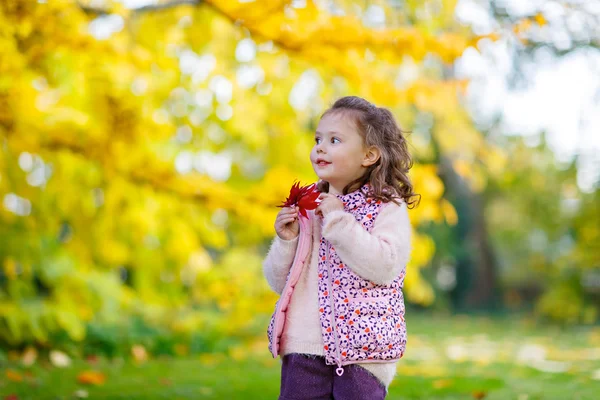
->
[322, 210, 351, 240]
[274, 235, 299, 253]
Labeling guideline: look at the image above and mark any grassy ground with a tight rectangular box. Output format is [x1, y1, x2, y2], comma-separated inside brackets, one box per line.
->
[2, 314, 599, 399]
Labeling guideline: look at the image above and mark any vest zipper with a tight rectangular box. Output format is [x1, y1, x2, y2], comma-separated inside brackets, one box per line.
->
[326, 242, 344, 376]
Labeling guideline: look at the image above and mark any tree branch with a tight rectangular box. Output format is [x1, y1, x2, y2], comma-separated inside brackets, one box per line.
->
[79, 0, 202, 15]
[31, 138, 279, 219]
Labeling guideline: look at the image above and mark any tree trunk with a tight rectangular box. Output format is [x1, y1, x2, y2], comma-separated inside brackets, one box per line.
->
[437, 156, 501, 310]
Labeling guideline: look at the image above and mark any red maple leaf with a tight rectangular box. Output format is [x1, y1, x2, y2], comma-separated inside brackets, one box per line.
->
[278, 181, 321, 218]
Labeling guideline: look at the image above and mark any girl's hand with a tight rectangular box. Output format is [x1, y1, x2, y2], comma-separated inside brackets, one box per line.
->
[315, 193, 344, 218]
[275, 206, 300, 240]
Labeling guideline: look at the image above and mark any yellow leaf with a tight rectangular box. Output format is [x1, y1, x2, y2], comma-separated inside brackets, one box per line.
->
[442, 199, 458, 225]
[3, 258, 17, 280]
[534, 13, 547, 26]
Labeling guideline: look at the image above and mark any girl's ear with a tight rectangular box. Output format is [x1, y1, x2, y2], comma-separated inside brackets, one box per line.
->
[362, 146, 380, 167]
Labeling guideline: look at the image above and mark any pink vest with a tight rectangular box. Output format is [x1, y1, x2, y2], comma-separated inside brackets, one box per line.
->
[267, 184, 407, 375]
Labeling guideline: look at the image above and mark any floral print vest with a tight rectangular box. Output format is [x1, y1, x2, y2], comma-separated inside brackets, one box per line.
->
[268, 183, 407, 375]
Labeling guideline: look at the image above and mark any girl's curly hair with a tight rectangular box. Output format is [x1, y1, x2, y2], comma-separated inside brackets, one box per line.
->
[316, 96, 420, 208]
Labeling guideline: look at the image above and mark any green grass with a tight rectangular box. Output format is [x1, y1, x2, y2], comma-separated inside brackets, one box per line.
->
[2, 315, 600, 399]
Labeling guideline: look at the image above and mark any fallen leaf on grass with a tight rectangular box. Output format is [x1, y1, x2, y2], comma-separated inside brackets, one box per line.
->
[4, 394, 19, 400]
[21, 346, 37, 366]
[74, 389, 89, 398]
[472, 391, 487, 399]
[77, 371, 106, 386]
[530, 359, 570, 373]
[131, 345, 148, 363]
[433, 379, 453, 389]
[5, 369, 23, 382]
[50, 350, 71, 368]
[86, 355, 99, 365]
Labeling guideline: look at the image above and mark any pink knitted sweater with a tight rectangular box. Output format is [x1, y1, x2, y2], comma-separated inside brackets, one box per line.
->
[263, 200, 411, 388]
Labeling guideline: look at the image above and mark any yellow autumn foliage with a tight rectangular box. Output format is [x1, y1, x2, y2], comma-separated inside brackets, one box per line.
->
[0, 0, 508, 345]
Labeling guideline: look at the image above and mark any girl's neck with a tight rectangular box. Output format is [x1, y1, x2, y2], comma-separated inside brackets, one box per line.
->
[327, 181, 367, 196]
[328, 185, 343, 196]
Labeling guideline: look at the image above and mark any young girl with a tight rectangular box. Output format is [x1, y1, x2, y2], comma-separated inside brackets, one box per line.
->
[264, 96, 417, 399]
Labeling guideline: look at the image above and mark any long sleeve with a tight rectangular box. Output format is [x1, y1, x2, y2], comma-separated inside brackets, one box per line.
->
[321, 202, 411, 285]
[263, 235, 299, 294]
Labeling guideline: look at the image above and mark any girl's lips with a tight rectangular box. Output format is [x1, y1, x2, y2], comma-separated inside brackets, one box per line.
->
[316, 161, 331, 167]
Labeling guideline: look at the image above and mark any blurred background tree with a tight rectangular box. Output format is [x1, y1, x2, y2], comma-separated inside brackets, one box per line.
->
[0, 0, 598, 354]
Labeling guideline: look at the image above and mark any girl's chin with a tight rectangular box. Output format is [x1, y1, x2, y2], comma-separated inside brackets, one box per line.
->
[312, 168, 325, 177]
[315, 172, 330, 180]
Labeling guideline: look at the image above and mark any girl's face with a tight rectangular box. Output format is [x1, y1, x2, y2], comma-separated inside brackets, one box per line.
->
[310, 112, 371, 195]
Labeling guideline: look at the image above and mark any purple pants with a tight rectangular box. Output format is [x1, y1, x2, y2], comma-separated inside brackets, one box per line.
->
[279, 354, 387, 400]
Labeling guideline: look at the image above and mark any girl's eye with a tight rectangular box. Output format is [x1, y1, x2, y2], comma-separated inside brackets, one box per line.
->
[315, 137, 339, 144]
